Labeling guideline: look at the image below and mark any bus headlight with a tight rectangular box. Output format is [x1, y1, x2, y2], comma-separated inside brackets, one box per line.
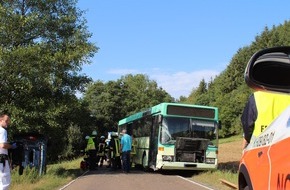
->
[205, 158, 215, 164]
[162, 155, 174, 162]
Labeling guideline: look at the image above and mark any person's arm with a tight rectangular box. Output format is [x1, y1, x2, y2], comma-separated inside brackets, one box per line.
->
[242, 138, 248, 149]
[0, 142, 15, 149]
[241, 94, 257, 145]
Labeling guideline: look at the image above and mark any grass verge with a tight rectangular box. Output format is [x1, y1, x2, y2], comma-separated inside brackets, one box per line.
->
[10, 157, 85, 190]
[191, 168, 238, 190]
[191, 135, 242, 190]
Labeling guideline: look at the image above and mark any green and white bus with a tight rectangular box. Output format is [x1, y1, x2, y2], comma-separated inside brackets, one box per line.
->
[118, 102, 221, 171]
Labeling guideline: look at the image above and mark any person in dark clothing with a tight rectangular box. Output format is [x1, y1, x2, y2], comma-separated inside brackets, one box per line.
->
[96, 136, 106, 167]
[109, 133, 121, 171]
[241, 93, 257, 149]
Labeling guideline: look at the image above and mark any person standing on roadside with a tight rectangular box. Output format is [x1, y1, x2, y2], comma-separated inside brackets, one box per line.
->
[85, 130, 98, 170]
[130, 135, 137, 168]
[0, 114, 17, 190]
[109, 132, 121, 171]
[96, 136, 106, 167]
[120, 129, 132, 173]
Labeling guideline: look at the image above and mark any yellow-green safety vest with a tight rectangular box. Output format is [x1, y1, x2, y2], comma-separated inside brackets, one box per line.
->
[131, 139, 137, 155]
[85, 136, 96, 151]
[110, 138, 120, 158]
[253, 91, 290, 138]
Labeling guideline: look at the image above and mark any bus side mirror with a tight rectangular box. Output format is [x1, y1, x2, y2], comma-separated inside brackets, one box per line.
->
[245, 46, 290, 93]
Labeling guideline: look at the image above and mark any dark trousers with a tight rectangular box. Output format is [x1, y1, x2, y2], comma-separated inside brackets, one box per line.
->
[111, 156, 121, 170]
[122, 151, 131, 172]
[87, 150, 97, 170]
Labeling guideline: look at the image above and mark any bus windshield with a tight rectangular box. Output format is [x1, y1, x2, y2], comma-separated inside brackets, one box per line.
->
[160, 117, 217, 145]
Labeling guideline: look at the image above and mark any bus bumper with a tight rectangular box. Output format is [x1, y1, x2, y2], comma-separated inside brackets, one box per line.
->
[157, 162, 217, 171]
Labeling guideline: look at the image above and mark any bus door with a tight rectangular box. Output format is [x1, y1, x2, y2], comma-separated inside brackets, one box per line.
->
[148, 116, 159, 170]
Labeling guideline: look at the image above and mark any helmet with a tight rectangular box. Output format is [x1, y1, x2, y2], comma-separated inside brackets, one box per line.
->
[100, 136, 105, 139]
[111, 132, 118, 137]
[92, 130, 97, 136]
[85, 135, 90, 140]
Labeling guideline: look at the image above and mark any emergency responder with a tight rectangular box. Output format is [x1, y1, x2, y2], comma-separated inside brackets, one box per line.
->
[130, 135, 137, 167]
[109, 132, 121, 171]
[85, 130, 98, 170]
[96, 135, 106, 167]
[241, 90, 290, 149]
[105, 134, 111, 168]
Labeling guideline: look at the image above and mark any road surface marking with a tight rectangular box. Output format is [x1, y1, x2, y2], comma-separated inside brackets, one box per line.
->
[59, 170, 89, 190]
[177, 176, 216, 190]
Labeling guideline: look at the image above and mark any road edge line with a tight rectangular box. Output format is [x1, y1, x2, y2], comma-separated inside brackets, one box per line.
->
[58, 170, 90, 190]
[177, 176, 216, 190]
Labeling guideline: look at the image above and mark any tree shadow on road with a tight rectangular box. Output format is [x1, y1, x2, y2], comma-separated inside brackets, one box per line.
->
[159, 170, 202, 177]
[82, 166, 151, 176]
[157, 161, 240, 177]
[52, 167, 85, 178]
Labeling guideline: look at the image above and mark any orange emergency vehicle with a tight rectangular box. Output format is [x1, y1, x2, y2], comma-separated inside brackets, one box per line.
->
[238, 46, 290, 190]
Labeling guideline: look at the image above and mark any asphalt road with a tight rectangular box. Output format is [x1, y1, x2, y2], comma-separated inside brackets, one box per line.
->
[59, 166, 216, 190]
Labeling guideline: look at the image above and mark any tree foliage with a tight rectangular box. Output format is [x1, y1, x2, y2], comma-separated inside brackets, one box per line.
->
[185, 20, 290, 137]
[83, 74, 173, 135]
[184, 79, 207, 104]
[0, 0, 98, 161]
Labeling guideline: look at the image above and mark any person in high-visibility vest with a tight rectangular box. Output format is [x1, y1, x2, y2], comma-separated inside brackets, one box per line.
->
[108, 133, 121, 171]
[96, 136, 106, 167]
[85, 130, 98, 170]
[241, 91, 290, 149]
[130, 135, 137, 167]
[105, 137, 111, 168]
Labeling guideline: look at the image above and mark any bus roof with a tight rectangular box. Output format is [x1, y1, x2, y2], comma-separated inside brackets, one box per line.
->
[118, 102, 218, 125]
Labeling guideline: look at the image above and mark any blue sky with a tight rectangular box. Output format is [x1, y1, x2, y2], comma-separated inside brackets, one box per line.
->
[77, 0, 290, 99]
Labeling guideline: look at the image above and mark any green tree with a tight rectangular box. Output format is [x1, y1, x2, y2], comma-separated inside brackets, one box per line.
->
[120, 74, 173, 115]
[84, 80, 125, 134]
[185, 79, 207, 104]
[0, 0, 98, 161]
[185, 20, 290, 137]
[84, 74, 173, 134]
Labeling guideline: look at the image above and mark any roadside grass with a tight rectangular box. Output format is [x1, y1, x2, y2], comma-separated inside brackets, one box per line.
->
[10, 158, 85, 190]
[191, 135, 242, 190]
[191, 167, 238, 190]
[10, 135, 242, 190]
[219, 135, 242, 144]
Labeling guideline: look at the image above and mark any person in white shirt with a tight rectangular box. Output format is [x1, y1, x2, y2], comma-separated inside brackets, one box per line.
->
[0, 114, 17, 190]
